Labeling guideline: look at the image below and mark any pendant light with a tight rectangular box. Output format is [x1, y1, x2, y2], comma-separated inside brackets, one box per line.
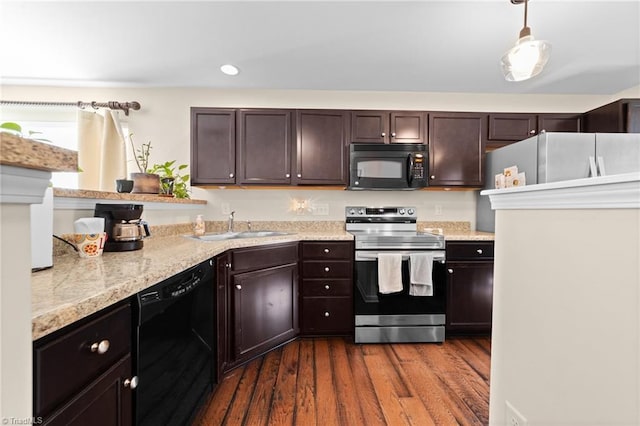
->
[501, 0, 551, 82]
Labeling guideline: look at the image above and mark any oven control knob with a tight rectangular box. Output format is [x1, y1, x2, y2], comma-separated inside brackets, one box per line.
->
[398, 208, 405, 215]
[348, 209, 356, 215]
[358, 209, 365, 215]
[407, 208, 415, 215]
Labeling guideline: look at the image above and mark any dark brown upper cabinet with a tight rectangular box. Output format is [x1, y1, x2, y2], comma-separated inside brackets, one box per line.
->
[428, 112, 487, 187]
[350, 110, 426, 143]
[190, 108, 236, 185]
[236, 109, 293, 185]
[488, 113, 582, 148]
[582, 99, 640, 133]
[294, 110, 349, 185]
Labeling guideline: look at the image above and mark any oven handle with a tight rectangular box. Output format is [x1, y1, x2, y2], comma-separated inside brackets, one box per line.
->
[355, 250, 446, 263]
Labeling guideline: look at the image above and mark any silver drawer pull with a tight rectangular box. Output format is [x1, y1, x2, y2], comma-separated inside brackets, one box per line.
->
[229, 173, 234, 178]
[448, 269, 454, 274]
[324, 284, 330, 290]
[323, 248, 330, 253]
[477, 249, 483, 254]
[324, 267, 330, 272]
[236, 285, 242, 290]
[90, 340, 110, 354]
[124, 376, 138, 389]
[324, 312, 330, 317]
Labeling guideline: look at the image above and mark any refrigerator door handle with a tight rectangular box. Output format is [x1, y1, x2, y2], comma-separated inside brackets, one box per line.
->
[588, 156, 598, 177]
[597, 156, 606, 176]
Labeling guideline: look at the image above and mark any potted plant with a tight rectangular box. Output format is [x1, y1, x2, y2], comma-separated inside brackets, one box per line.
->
[148, 160, 190, 198]
[129, 134, 160, 194]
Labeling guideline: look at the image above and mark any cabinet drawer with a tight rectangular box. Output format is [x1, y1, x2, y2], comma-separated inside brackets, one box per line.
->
[232, 242, 298, 273]
[446, 242, 494, 260]
[301, 297, 353, 334]
[302, 260, 352, 278]
[301, 241, 353, 260]
[34, 303, 131, 417]
[301, 279, 352, 297]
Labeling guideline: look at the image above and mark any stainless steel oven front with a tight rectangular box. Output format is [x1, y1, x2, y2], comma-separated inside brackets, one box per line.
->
[347, 206, 447, 343]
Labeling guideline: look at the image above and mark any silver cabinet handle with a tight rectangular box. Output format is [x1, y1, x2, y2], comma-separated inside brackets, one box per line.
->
[324, 312, 330, 317]
[226, 263, 232, 268]
[324, 267, 330, 272]
[236, 284, 242, 290]
[529, 129, 536, 134]
[477, 249, 483, 254]
[381, 132, 386, 137]
[448, 269, 453, 274]
[324, 284, 330, 290]
[229, 173, 234, 178]
[124, 376, 138, 389]
[430, 175, 435, 179]
[90, 340, 110, 354]
[297, 173, 302, 178]
[323, 248, 330, 253]
[285, 173, 290, 178]
[391, 132, 396, 137]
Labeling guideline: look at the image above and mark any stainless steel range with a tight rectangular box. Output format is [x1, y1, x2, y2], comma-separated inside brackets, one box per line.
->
[346, 206, 446, 343]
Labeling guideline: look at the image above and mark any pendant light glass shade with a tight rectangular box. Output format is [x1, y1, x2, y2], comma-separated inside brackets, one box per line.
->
[501, 0, 551, 82]
[501, 35, 551, 81]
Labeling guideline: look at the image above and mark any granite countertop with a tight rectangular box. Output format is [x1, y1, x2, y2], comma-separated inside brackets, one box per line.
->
[0, 133, 78, 172]
[31, 231, 353, 340]
[33, 223, 494, 341]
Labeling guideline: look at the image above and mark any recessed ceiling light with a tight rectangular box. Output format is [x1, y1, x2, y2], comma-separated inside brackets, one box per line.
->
[220, 64, 239, 76]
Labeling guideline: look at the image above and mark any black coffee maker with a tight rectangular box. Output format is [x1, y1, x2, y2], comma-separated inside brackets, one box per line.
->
[94, 203, 150, 252]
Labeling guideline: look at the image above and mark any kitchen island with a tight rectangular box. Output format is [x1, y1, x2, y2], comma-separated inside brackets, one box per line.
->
[483, 172, 640, 425]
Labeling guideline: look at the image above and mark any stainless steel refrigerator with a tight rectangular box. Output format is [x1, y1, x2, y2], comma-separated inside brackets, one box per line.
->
[476, 132, 640, 232]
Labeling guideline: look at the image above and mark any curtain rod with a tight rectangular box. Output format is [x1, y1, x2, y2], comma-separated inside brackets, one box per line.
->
[0, 100, 141, 116]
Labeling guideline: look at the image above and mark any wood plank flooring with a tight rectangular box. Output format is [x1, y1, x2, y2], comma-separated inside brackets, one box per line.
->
[195, 336, 491, 426]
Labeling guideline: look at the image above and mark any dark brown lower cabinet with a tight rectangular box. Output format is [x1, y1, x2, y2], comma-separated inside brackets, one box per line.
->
[232, 263, 298, 363]
[217, 242, 299, 373]
[300, 241, 354, 336]
[445, 241, 494, 335]
[33, 301, 134, 425]
[41, 356, 133, 426]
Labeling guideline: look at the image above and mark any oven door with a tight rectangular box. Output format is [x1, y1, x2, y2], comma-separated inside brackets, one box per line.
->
[353, 250, 446, 343]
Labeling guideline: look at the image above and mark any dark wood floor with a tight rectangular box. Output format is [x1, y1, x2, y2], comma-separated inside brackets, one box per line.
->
[195, 336, 491, 426]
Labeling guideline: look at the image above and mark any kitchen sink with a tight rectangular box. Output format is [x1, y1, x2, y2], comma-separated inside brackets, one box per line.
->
[187, 231, 290, 241]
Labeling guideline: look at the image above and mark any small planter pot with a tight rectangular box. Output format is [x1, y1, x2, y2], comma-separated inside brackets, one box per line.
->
[160, 177, 175, 197]
[130, 173, 160, 194]
[115, 179, 134, 193]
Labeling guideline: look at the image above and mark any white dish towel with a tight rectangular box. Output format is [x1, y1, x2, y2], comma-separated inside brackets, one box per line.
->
[409, 253, 434, 296]
[377, 253, 403, 294]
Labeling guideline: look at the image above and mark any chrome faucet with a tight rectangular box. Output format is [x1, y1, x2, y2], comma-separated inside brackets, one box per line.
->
[247, 220, 252, 231]
[228, 211, 235, 232]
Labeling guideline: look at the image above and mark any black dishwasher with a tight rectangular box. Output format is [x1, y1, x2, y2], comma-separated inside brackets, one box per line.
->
[134, 258, 215, 426]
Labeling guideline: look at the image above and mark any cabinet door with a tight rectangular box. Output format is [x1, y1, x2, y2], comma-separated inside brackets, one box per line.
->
[538, 114, 582, 133]
[390, 111, 426, 143]
[428, 112, 486, 187]
[350, 111, 388, 143]
[190, 108, 236, 184]
[488, 113, 537, 142]
[42, 355, 134, 426]
[626, 101, 640, 133]
[232, 264, 298, 363]
[216, 253, 231, 380]
[236, 109, 292, 184]
[446, 262, 493, 334]
[295, 110, 349, 185]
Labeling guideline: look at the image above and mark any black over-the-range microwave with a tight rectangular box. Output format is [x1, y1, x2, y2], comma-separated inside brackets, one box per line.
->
[348, 143, 428, 190]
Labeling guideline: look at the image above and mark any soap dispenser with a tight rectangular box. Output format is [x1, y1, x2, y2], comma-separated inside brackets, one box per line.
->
[194, 214, 205, 236]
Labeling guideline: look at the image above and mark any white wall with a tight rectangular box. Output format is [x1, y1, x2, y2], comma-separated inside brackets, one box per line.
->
[3, 84, 639, 231]
[490, 209, 640, 425]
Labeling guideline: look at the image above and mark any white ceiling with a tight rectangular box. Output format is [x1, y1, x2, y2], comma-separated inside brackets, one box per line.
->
[1, 0, 639, 95]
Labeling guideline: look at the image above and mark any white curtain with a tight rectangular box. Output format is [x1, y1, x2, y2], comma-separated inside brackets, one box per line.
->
[77, 109, 127, 191]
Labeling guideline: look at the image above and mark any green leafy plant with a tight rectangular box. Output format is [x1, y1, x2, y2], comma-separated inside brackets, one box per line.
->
[128, 133, 152, 173]
[148, 160, 190, 199]
[1, 122, 52, 143]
